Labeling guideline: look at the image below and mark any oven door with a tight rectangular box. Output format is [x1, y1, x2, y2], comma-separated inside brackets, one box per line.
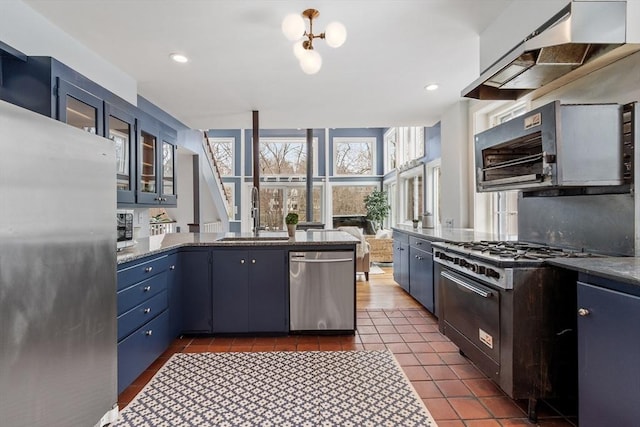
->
[440, 268, 501, 368]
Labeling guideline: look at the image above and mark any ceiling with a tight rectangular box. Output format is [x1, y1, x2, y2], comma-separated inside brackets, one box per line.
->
[23, 0, 513, 130]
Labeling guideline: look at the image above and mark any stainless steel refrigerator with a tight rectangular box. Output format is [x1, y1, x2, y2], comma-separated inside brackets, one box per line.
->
[0, 100, 117, 426]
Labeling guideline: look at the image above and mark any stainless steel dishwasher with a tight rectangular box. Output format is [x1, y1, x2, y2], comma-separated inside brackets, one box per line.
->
[289, 251, 355, 332]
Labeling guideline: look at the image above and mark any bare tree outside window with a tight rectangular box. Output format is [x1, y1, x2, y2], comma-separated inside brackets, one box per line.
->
[259, 140, 307, 175]
[259, 186, 322, 230]
[334, 138, 374, 175]
[208, 138, 234, 176]
[332, 185, 377, 215]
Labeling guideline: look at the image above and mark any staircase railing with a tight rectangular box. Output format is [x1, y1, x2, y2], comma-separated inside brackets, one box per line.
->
[202, 131, 231, 215]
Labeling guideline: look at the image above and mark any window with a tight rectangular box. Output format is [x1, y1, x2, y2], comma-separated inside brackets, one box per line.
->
[331, 185, 377, 215]
[208, 137, 234, 176]
[383, 129, 397, 174]
[333, 137, 375, 175]
[425, 160, 441, 226]
[223, 183, 235, 218]
[403, 173, 423, 222]
[259, 138, 315, 176]
[259, 185, 323, 230]
[383, 181, 396, 227]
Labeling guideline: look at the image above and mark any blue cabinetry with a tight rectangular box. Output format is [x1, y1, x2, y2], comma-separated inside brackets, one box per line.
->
[577, 279, 640, 427]
[212, 248, 288, 334]
[409, 236, 434, 313]
[180, 249, 212, 334]
[116, 253, 175, 394]
[393, 233, 409, 293]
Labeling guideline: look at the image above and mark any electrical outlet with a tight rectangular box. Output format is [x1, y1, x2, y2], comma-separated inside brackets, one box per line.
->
[445, 219, 454, 228]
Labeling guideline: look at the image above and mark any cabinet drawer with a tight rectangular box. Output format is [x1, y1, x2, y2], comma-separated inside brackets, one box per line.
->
[117, 309, 169, 394]
[118, 290, 168, 341]
[118, 273, 167, 315]
[117, 254, 170, 291]
[409, 236, 432, 252]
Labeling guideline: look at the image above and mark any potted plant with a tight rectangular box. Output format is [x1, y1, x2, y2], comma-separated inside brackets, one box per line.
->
[285, 212, 299, 237]
[364, 190, 390, 233]
[412, 219, 419, 229]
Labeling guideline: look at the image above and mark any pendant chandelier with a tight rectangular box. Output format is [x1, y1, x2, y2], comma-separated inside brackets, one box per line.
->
[281, 9, 347, 75]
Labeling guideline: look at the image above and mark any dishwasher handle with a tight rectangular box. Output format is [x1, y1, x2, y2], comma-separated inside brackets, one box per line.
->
[290, 257, 353, 264]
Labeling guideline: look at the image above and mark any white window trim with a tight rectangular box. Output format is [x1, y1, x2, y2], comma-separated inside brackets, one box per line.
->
[383, 128, 397, 174]
[207, 137, 235, 176]
[425, 159, 441, 226]
[254, 137, 319, 177]
[333, 137, 376, 176]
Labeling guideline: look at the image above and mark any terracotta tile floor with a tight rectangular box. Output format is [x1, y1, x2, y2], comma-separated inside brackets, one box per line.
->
[118, 269, 578, 427]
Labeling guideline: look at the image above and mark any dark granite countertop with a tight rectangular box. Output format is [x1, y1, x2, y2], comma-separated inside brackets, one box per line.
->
[117, 230, 359, 264]
[546, 257, 640, 288]
[392, 225, 514, 243]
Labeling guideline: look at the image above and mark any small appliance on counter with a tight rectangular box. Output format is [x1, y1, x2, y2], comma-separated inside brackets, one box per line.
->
[117, 209, 135, 251]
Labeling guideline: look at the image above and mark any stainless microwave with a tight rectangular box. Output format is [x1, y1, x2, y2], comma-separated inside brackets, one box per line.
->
[475, 101, 623, 192]
[116, 209, 135, 251]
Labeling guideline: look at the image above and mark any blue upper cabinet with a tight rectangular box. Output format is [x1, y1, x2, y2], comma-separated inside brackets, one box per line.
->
[106, 103, 136, 204]
[136, 114, 177, 207]
[56, 77, 104, 135]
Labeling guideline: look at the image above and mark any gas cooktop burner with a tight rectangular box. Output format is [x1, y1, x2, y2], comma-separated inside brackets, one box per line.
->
[447, 240, 603, 261]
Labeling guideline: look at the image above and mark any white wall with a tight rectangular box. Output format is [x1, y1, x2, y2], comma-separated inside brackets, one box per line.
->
[440, 100, 471, 229]
[0, 0, 137, 105]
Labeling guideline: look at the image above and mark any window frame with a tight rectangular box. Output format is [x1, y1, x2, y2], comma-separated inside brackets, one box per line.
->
[255, 137, 319, 177]
[207, 137, 235, 176]
[332, 137, 376, 176]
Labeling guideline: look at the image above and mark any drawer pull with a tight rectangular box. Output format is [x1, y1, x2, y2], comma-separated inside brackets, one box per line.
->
[578, 308, 590, 317]
[252, 259, 256, 264]
[240, 259, 245, 264]
[143, 286, 152, 292]
[145, 330, 153, 336]
[145, 266, 153, 273]
[170, 265, 176, 270]
[144, 308, 151, 314]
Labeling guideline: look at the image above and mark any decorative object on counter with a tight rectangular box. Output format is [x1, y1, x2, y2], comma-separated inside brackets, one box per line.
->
[422, 212, 434, 229]
[285, 212, 299, 237]
[282, 9, 347, 75]
[412, 219, 419, 229]
[364, 190, 390, 233]
[114, 351, 437, 427]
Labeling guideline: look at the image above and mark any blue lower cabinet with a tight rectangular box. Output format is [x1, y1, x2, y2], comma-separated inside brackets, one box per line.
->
[577, 281, 640, 427]
[118, 290, 168, 341]
[180, 249, 212, 333]
[117, 310, 169, 394]
[212, 248, 287, 333]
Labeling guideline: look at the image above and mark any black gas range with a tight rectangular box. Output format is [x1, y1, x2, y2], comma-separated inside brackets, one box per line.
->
[433, 240, 593, 421]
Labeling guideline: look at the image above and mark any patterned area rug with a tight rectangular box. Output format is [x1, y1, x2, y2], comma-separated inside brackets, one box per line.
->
[115, 351, 437, 426]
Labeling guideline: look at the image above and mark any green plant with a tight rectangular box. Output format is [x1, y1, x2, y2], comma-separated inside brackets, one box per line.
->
[364, 190, 390, 232]
[285, 212, 299, 225]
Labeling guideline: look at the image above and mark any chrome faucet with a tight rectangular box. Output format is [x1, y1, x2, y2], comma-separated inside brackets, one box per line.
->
[250, 186, 260, 235]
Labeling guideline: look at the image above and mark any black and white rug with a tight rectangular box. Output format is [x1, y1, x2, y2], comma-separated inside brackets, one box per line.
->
[115, 351, 437, 427]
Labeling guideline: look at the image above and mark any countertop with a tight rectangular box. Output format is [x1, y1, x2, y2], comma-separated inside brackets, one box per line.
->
[117, 230, 359, 264]
[393, 225, 640, 287]
[392, 225, 514, 243]
[547, 257, 640, 288]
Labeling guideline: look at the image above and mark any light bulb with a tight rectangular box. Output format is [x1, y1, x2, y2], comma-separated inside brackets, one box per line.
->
[282, 13, 305, 41]
[293, 42, 306, 60]
[169, 53, 189, 63]
[324, 21, 347, 48]
[299, 50, 322, 74]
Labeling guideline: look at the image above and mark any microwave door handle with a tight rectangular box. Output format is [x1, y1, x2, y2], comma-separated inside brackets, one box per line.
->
[441, 271, 492, 298]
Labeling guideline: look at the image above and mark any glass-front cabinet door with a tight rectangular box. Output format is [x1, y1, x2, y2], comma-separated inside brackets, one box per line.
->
[107, 104, 136, 204]
[136, 117, 177, 206]
[57, 78, 103, 134]
[160, 136, 177, 205]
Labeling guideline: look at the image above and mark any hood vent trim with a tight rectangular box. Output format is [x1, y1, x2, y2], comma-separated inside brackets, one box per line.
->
[463, 1, 638, 100]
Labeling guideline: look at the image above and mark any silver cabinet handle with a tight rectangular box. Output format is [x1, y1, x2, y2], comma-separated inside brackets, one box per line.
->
[145, 266, 153, 273]
[415, 255, 424, 260]
[240, 259, 245, 264]
[145, 330, 153, 336]
[251, 259, 256, 264]
[578, 308, 590, 317]
[169, 265, 175, 270]
[144, 308, 151, 314]
[143, 286, 151, 292]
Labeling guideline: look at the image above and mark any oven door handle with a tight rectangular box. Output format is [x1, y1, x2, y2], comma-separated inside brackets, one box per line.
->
[441, 271, 493, 298]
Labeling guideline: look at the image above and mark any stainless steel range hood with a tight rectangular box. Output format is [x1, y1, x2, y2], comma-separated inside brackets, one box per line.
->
[463, 1, 640, 100]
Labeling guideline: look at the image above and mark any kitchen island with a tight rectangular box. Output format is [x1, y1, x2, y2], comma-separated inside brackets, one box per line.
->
[116, 230, 359, 394]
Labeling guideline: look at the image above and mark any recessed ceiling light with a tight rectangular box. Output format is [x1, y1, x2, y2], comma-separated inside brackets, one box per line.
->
[170, 53, 189, 63]
[424, 83, 439, 91]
